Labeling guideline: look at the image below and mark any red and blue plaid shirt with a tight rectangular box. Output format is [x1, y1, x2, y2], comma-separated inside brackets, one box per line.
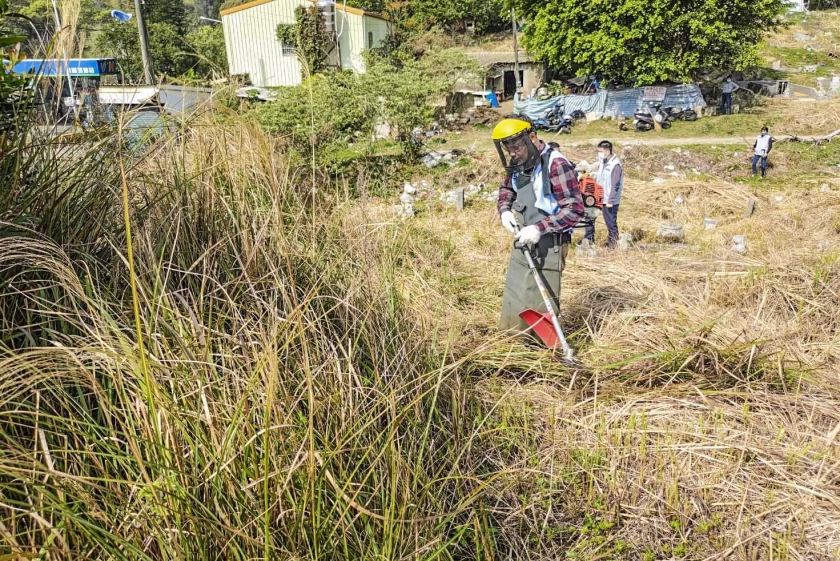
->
[497, 149, 584, 234]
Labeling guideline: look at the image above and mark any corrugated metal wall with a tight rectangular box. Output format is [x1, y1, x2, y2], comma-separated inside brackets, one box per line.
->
[222, 0, 389, 87]
[338, 11, 364, 73]
[222, 0, 303, 87]
[363, 17, 390, 70]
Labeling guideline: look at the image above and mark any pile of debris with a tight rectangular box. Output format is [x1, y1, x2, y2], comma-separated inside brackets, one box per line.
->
[421, 148, 466, 169]
[438, 183, 493, 206]
[395, 183, 417, 219]
[443, 107, 501, 131]
[395, 178, 497, 218]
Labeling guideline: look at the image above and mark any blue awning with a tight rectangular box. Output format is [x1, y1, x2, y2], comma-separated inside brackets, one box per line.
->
[11, 58, 118, 77]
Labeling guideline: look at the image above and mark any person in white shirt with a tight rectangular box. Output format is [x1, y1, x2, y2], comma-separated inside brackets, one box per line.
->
[752, 127, 774, 178]
[584, 140, 624, 247]
[720, 77, 740, 115]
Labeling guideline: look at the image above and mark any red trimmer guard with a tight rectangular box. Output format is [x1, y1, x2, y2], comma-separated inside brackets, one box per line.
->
[519, 309, 562, 349]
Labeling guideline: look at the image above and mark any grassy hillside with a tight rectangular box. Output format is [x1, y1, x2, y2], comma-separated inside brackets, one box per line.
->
[761, 9, 840, 84]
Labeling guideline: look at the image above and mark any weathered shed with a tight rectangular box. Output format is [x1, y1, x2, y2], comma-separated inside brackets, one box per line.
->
[466, 51, 547, 98]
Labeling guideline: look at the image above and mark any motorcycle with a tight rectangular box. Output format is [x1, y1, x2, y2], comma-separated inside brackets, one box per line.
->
[569, 109, 587, 122]
[666, 106, 698, 121]
[534, 102, 574, 134]
[633, 103, 671, 132]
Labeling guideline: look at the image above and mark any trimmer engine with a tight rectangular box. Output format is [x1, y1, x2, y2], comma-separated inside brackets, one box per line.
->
[577, 173, 604, 220]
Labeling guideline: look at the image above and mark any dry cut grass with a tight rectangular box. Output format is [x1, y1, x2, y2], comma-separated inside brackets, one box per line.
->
[386, 149, 840, 558]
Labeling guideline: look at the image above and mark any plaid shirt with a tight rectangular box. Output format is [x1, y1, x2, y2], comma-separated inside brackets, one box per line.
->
[497, 152, 584, 234]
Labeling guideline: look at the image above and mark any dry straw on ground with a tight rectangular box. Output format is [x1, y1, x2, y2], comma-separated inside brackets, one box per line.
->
[387, 144, 840, 557]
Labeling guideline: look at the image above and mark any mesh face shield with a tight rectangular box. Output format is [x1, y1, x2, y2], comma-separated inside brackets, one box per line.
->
[494, 129, 540, 177]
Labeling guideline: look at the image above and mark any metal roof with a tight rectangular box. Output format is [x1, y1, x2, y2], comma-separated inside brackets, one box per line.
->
[467, 52, 536, 67]
[98, 86, 158, 106]
[220, 0, 389, 20]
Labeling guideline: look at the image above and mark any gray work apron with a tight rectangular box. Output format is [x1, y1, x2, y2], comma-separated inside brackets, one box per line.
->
[499, 171, 570, 334]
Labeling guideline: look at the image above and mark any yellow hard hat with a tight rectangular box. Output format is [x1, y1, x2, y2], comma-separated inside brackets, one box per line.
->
[491, 118, 532, 141]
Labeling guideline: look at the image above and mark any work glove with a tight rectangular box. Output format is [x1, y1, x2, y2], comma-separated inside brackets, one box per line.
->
[500, 211, 517, 234]
[514, 225, 541, 246]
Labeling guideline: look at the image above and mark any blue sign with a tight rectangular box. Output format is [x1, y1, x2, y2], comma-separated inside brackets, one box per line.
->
[11, 58, 118, 77]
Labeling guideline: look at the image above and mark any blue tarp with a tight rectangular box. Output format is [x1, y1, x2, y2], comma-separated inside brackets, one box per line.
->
[514, 91, 608, 121]
[515, 84, 706, 120]
[11, 58, 118, 77]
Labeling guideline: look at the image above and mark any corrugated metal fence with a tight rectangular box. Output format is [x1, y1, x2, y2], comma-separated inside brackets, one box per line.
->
[515, 84, 706, 120]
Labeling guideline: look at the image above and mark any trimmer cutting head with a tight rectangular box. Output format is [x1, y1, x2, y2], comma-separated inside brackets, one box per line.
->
[519, 309, 563, 349]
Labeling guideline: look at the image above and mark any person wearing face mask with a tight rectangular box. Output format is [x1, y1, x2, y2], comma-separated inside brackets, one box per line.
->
[752, 126, 774, 178]
[721, 76, 740, 115]
[493, 116, 584, 335]
[584, 140, 623, 248]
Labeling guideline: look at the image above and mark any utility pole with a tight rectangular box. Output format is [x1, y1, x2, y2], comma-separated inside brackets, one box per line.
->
[134, 0, 155, 84]
[511, 8, 520, 93]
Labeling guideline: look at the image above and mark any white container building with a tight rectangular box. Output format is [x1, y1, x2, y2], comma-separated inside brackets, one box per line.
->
[220, 0, 390, 87]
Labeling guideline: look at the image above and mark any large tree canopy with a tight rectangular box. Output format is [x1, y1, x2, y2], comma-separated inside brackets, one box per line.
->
[405, 0, 506, 32]
[510, 0, 788, 85]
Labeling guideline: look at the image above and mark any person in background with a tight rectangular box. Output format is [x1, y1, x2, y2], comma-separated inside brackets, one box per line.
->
[752, 126, 774, 178]
[584, 140, 624, 248]
[721, 77, 740, 115]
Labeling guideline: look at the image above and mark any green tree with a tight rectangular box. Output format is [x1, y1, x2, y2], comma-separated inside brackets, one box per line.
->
[360, 49, 484, 152]
[186, 24, 227, 76]
[348, 0, 386, 12]
[255, 49, 485, 160]
[145, 0, 188, 34]
[95, 18, 195, 81]
[510, 0, 787, 85]
[6, 0, 98, 55]
[404, 0, 506, 33]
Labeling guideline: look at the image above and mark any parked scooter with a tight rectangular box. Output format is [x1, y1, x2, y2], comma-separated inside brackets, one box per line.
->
[633, 104, 672, 132]
[534, 101, 574, 134]
[569, 109, 587, 122]
[666, 106, 698, 121]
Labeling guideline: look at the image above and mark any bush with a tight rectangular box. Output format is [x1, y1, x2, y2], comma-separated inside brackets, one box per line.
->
[0, 111, 497, 559]
[254, 71, 375, 164]
[253, 49, 485, 164]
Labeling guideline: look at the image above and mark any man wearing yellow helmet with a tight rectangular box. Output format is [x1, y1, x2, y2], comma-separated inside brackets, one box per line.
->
[493, 115, 585, 335]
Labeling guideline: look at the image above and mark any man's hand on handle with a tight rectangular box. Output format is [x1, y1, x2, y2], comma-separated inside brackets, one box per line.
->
[514, 225, 541, 246]
[501, 211, 517, 234]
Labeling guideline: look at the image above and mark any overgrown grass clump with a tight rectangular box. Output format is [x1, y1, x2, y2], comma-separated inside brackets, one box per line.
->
[0, 116, 509, 559]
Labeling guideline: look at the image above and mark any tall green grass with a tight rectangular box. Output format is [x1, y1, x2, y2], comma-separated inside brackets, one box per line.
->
[0, 115, 508, 559]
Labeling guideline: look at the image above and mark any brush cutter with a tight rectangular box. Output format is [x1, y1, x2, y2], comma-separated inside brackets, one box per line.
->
[513, 225, 575, 362]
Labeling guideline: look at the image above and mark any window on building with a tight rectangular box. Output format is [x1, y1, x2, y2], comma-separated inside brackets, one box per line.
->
[281, 42, 295, 56]
[368, 31, 374, 49]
